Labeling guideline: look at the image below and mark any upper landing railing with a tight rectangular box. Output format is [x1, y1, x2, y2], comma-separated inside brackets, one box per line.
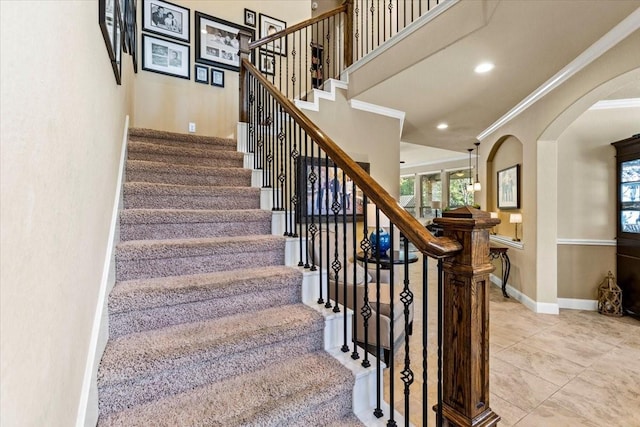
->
[237, 1, 500, 425]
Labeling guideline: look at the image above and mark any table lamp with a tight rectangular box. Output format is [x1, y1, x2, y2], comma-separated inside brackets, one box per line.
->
[489, 211, 498, 234]
[510, 213, 522, 242]
[431, 200, 441, 218]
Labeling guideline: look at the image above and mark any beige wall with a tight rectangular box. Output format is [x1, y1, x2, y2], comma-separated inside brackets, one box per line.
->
[487, 136, 523, 238]
[133, 1, 312, 138]
[1, 2, 134, 426]
[558, 245, 616, 300]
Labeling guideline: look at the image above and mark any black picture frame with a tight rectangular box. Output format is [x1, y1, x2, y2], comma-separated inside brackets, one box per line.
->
[195, 11, 254, 72]
[497, 164, 520, 209]
[211, 69, 225, 87]
[142, 0, 190, 43]
[111, 0, 123, 85]
[142, 34, 190, 79]
[296, 156, 370, 223]
[259, 52, 275, 75]
[99, 0, 117, 61]
[194, 64, 209, 84]
[259, 13, 287, 56]
[124, 0, 138, 72]
[244, 8, 256, 28]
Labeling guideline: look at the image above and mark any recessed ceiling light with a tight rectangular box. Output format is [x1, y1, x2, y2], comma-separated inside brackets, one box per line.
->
[437, 123, 448, 130]
[474, 62, 495, 73]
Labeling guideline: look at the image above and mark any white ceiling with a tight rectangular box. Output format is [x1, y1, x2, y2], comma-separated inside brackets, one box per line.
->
[349, 0, 640, 163]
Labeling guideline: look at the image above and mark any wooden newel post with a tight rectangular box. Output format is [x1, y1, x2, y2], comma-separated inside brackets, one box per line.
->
[238, 30, 252, 123]
[343, 0, 354, 67]
[434, 207, 501, 427]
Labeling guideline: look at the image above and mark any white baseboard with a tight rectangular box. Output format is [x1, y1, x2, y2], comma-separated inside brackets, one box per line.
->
[489, 274, 559, 315]
[558, 298, 598, 311]
[76, 116, 129, 427]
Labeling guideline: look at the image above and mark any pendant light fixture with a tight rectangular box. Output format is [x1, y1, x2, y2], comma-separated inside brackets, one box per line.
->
[466, 148, 474, 193]
[473, 141, 482, 191]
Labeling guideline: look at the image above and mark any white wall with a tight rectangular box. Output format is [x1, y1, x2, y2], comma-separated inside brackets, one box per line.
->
[0, 2, 133, 426]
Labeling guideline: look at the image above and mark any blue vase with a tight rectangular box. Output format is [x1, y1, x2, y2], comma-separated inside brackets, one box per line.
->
[370, 228, 391, 256]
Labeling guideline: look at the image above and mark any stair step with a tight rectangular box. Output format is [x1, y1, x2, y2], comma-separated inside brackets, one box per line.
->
[123, 182, 260, 210]
[126, 159, 251, 187]
[98, 350, 355, 426]
[119, 208, 272, 240]
[128, 140, 244, 168]
[108, 266, 302, 337]
[128, 128, 237, 152]
[98, 304, 325, 417]
[115, 235, 286, 281]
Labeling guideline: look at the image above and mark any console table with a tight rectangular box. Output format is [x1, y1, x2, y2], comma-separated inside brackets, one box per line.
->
[489, 245, 511, 298]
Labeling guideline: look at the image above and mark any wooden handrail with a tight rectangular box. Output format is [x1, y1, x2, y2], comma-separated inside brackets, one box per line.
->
[249, 5, 348, 51]
[241, 58, 461, 259]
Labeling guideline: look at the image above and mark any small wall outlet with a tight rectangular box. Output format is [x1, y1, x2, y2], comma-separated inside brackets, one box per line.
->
[188, 122, 196, 133]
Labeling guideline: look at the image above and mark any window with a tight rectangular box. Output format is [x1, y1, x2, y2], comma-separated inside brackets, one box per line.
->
[420, 173, 441, 217]
[448, 169, 474, 208]
[399, 176, 415, 215]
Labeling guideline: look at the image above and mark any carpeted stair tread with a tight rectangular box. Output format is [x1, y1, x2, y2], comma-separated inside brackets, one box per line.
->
[99, 303, 323, 385]
[119, 208, 272, 240]
[325, 414, 366, 426]
[123, 182, 260, 210]
[129, 127, 237, 148]
[115, 235, 286, 280]
[108, 266, 302, 336]
[110, 265, 301, 314]
[98, 351, 355, 427]
[126, 159, 251, 187]
[128, 140, 244, 168]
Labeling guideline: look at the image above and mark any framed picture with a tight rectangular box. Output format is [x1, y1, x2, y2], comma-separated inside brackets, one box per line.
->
[195, 11, 255, 72]
[124, 0, 138, 72]
[142, 0, 190, 43]
[259, 52, 275, 75]
[296, 156, 370, 223]
[99, 0, 117, 61]
[244, 8, 256, 28]
[194, 64, 209, 84]
[259, 14, 287, 56]
[142, 34, 190, 79]
[497, 164, 520, 209]
[211, 69, 225, 87]
[112, 1, 123, 84]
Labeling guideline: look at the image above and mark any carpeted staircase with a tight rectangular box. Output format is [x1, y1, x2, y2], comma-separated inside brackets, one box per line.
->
[97, 128, 363, 426]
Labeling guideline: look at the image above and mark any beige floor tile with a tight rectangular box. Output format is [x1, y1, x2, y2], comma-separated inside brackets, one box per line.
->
[488, 393, 528, 427]
[494, 342, 585, 386]
[490, 358, 561, 412]
[514, 400, 601, 427]
[523, 326, 614, 367]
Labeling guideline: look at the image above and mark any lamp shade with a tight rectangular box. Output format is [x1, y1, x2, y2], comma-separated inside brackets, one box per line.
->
[490, 212, 499, 219]
[473, 182, 482, 191]
[431, 200, 441, 210]
[366, 203, 390, 228]
[509, 213, 522, 224]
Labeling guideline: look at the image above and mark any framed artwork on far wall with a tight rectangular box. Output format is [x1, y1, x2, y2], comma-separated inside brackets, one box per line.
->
[211, 69, 225, 87]
[195, 11, 255, 72]
[142, 0, 190, 43]
[296, 156, 370, 223]
[497, 164, 520, 209]
[142, 34, 190, 79]
[259, 52, 275, 75]
[194, 64, 209, 84]
[259, 13, 287, 56]
[99, 0, 117, 61]
[244, 8, 256, 28]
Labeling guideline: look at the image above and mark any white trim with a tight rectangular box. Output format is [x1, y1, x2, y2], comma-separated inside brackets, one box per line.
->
[557, 238, 616, 246]
[400, 155, 468, 170]
[294, 78, 348, 113]
[477, 8, 640, 141]
[589, 98, 640, 110]
[558, 298, 598, 311]
[348, 99, 406, 137]
[345, 0, 460, 75]
[490, 274, 559, 315]
[76, 116, 129, 427]
[490, 234, 524, 250]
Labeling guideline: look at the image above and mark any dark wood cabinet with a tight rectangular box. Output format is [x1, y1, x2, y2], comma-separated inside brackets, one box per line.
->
[612, 134, 640, 317]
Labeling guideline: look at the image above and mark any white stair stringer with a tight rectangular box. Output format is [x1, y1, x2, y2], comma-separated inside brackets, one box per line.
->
[294, 79, 349, 112]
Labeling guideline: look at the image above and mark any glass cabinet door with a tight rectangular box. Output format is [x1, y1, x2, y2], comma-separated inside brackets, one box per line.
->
[621, 158, 640, 233]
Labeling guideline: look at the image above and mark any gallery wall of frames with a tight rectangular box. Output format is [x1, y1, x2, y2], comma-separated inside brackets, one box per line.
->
[99, 0, 289, 89]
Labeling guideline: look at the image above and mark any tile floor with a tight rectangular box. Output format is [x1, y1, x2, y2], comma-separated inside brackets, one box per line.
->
[380, 257, 640, 427]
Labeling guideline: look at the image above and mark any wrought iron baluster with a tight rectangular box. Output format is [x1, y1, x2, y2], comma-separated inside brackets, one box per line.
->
[303, 133, 311, 269]
[351, 182, 360, 361]
[374, 208, 383, 419]
[422, 254, 428, 427]
[341, 170, 349, 353]
[324, 152, 332, 309]
[400, 237, 414, 425]
[331, 162, 341, 314]
[360, 196, 372, 368]
[387, 223, 397, 427]
[437, 258, 444, 427]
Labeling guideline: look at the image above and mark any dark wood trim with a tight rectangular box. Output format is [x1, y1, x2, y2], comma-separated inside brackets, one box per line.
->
[343, 0, 354, 67]
[240, 58, 462, 259]
[249, 5, 347, 51]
